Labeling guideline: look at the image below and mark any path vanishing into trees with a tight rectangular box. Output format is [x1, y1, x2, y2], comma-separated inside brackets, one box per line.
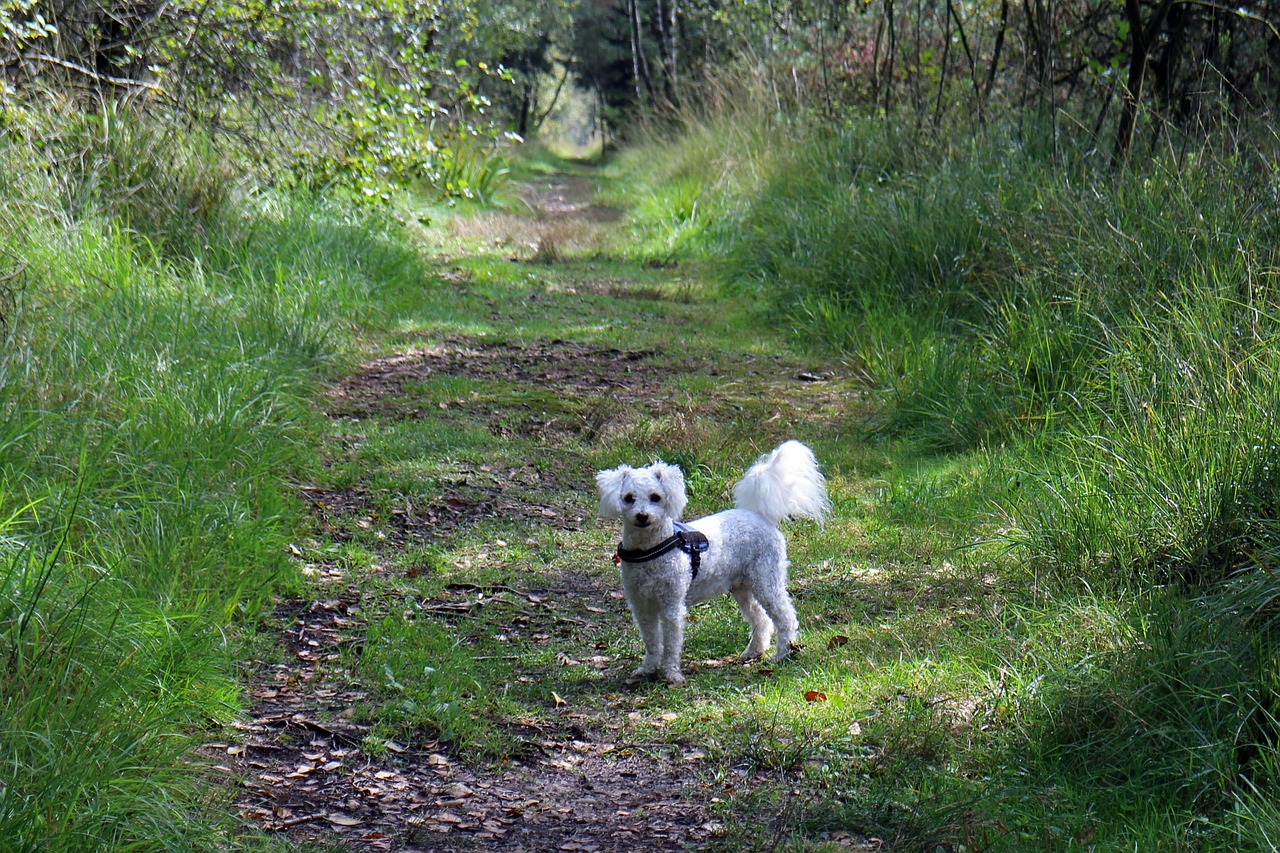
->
[204, 166, 875, 852]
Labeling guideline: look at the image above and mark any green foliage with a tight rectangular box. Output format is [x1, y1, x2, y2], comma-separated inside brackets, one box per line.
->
[692, 116, 1279, 460]
[0, 107, 429, 849]
[1016, 282, 1280, 587]
[614, 101, 1280, 848]
[0, 506, 240, 851]
[1, 0, 541, 203]
[431, 132, 514, 202]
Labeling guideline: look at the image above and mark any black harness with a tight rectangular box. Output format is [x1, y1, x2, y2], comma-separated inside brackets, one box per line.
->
[614, 521, 710, 578]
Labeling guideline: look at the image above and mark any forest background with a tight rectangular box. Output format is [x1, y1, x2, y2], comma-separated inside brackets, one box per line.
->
[3, 0, 1280, 849]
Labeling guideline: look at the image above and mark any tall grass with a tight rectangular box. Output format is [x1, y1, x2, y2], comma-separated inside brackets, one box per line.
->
[602, 91, 799, 263]
[1017, 282, 1280, 586]
[620, 102, 1280, 846]
[0, 103, 426, 849]
[624, 104, 1279, 460]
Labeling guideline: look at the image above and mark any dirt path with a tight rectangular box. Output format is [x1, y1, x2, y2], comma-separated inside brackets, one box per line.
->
[207, 170, 864, 851]
[216, 591, 724, 851]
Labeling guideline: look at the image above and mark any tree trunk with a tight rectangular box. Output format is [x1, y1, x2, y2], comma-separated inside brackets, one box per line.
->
[667, 0, 679, 106]
[1113, 0, 1177, 165]
[628, 0, 655, 104]
[985, 0, 1009, 99]
[628, 0, 643, 102]
[883, 0, 897, 113]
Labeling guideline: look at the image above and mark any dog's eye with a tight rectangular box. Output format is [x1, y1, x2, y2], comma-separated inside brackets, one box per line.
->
[622, 494, 635, 505]
[649, 493, 662, 503]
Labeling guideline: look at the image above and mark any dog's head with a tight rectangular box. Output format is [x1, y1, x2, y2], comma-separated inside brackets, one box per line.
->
[596, 461, 688, 529]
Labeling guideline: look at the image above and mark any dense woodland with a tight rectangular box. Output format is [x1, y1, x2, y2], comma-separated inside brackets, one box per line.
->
[4, 0, 1278, 171]
[4, 0, 1280, 850]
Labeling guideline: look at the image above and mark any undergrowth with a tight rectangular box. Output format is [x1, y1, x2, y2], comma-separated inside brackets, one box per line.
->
[616, 101, 1280, 849]
[7, 84, 1280, 851]
[0, 103, 428, 849]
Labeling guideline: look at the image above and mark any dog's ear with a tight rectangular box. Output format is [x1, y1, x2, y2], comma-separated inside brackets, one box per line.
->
[595, 466, 632, 518]
[649, 461, 688, 519]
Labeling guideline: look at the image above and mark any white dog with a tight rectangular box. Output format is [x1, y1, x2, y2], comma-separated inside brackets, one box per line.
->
[597, 441, 829, 685]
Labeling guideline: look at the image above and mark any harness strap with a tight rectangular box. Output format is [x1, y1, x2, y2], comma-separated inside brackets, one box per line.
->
[614, 521, 710, 579]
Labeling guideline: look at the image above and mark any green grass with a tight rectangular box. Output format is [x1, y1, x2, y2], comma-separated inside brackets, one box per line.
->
[602, 105, 1280, 848]
[0, 105, 437, 849]
[8, 91, 1280, 852]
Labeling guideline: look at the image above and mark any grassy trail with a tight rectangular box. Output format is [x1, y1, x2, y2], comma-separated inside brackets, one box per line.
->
[220, 164, 982, 852]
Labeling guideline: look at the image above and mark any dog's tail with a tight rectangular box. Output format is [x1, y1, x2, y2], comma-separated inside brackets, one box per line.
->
[733, 440, 829, 528]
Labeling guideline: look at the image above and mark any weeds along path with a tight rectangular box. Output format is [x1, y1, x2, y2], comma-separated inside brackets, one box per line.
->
[212, 169, 871, 851]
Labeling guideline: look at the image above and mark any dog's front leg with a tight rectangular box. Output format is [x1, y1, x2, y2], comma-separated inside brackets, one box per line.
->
[621, 571, 665, 679]
[630, 602, 664, 678]
[658, 601, 688, 685]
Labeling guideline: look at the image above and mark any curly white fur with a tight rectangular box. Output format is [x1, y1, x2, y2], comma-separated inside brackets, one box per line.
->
[597, 440, 829, 685]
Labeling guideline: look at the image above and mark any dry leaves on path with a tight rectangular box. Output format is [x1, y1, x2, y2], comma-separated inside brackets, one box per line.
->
[208, 590, 729, 851]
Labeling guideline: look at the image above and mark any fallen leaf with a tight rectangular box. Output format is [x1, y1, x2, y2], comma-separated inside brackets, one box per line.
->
[827, 635, 850, 649]
[327, 812, 362, 827]
[551, 691, 567, 707]
[804, 690, 828, 702]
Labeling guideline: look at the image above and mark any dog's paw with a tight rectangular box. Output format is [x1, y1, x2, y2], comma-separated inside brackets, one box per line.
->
[662, 670, 687, 686]
[627, 665, 658, 683]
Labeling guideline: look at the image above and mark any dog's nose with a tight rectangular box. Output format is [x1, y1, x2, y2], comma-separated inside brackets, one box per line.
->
[634, 513, 650, 526]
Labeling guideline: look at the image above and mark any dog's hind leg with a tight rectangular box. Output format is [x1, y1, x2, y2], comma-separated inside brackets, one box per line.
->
[732, 586, 775, 661]
[752, 583, 800, 660]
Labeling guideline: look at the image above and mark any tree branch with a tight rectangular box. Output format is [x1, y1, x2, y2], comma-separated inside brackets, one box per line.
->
[25, 53, 161, 90]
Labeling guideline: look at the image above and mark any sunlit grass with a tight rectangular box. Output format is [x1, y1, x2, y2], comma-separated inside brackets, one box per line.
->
[0, 108, 438, 849]
[611, 108, 1280, 847]
[8, 92, 1280, 852]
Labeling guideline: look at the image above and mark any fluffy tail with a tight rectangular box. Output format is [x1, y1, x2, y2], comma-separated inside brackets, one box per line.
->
[733, 440, 830, 527]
